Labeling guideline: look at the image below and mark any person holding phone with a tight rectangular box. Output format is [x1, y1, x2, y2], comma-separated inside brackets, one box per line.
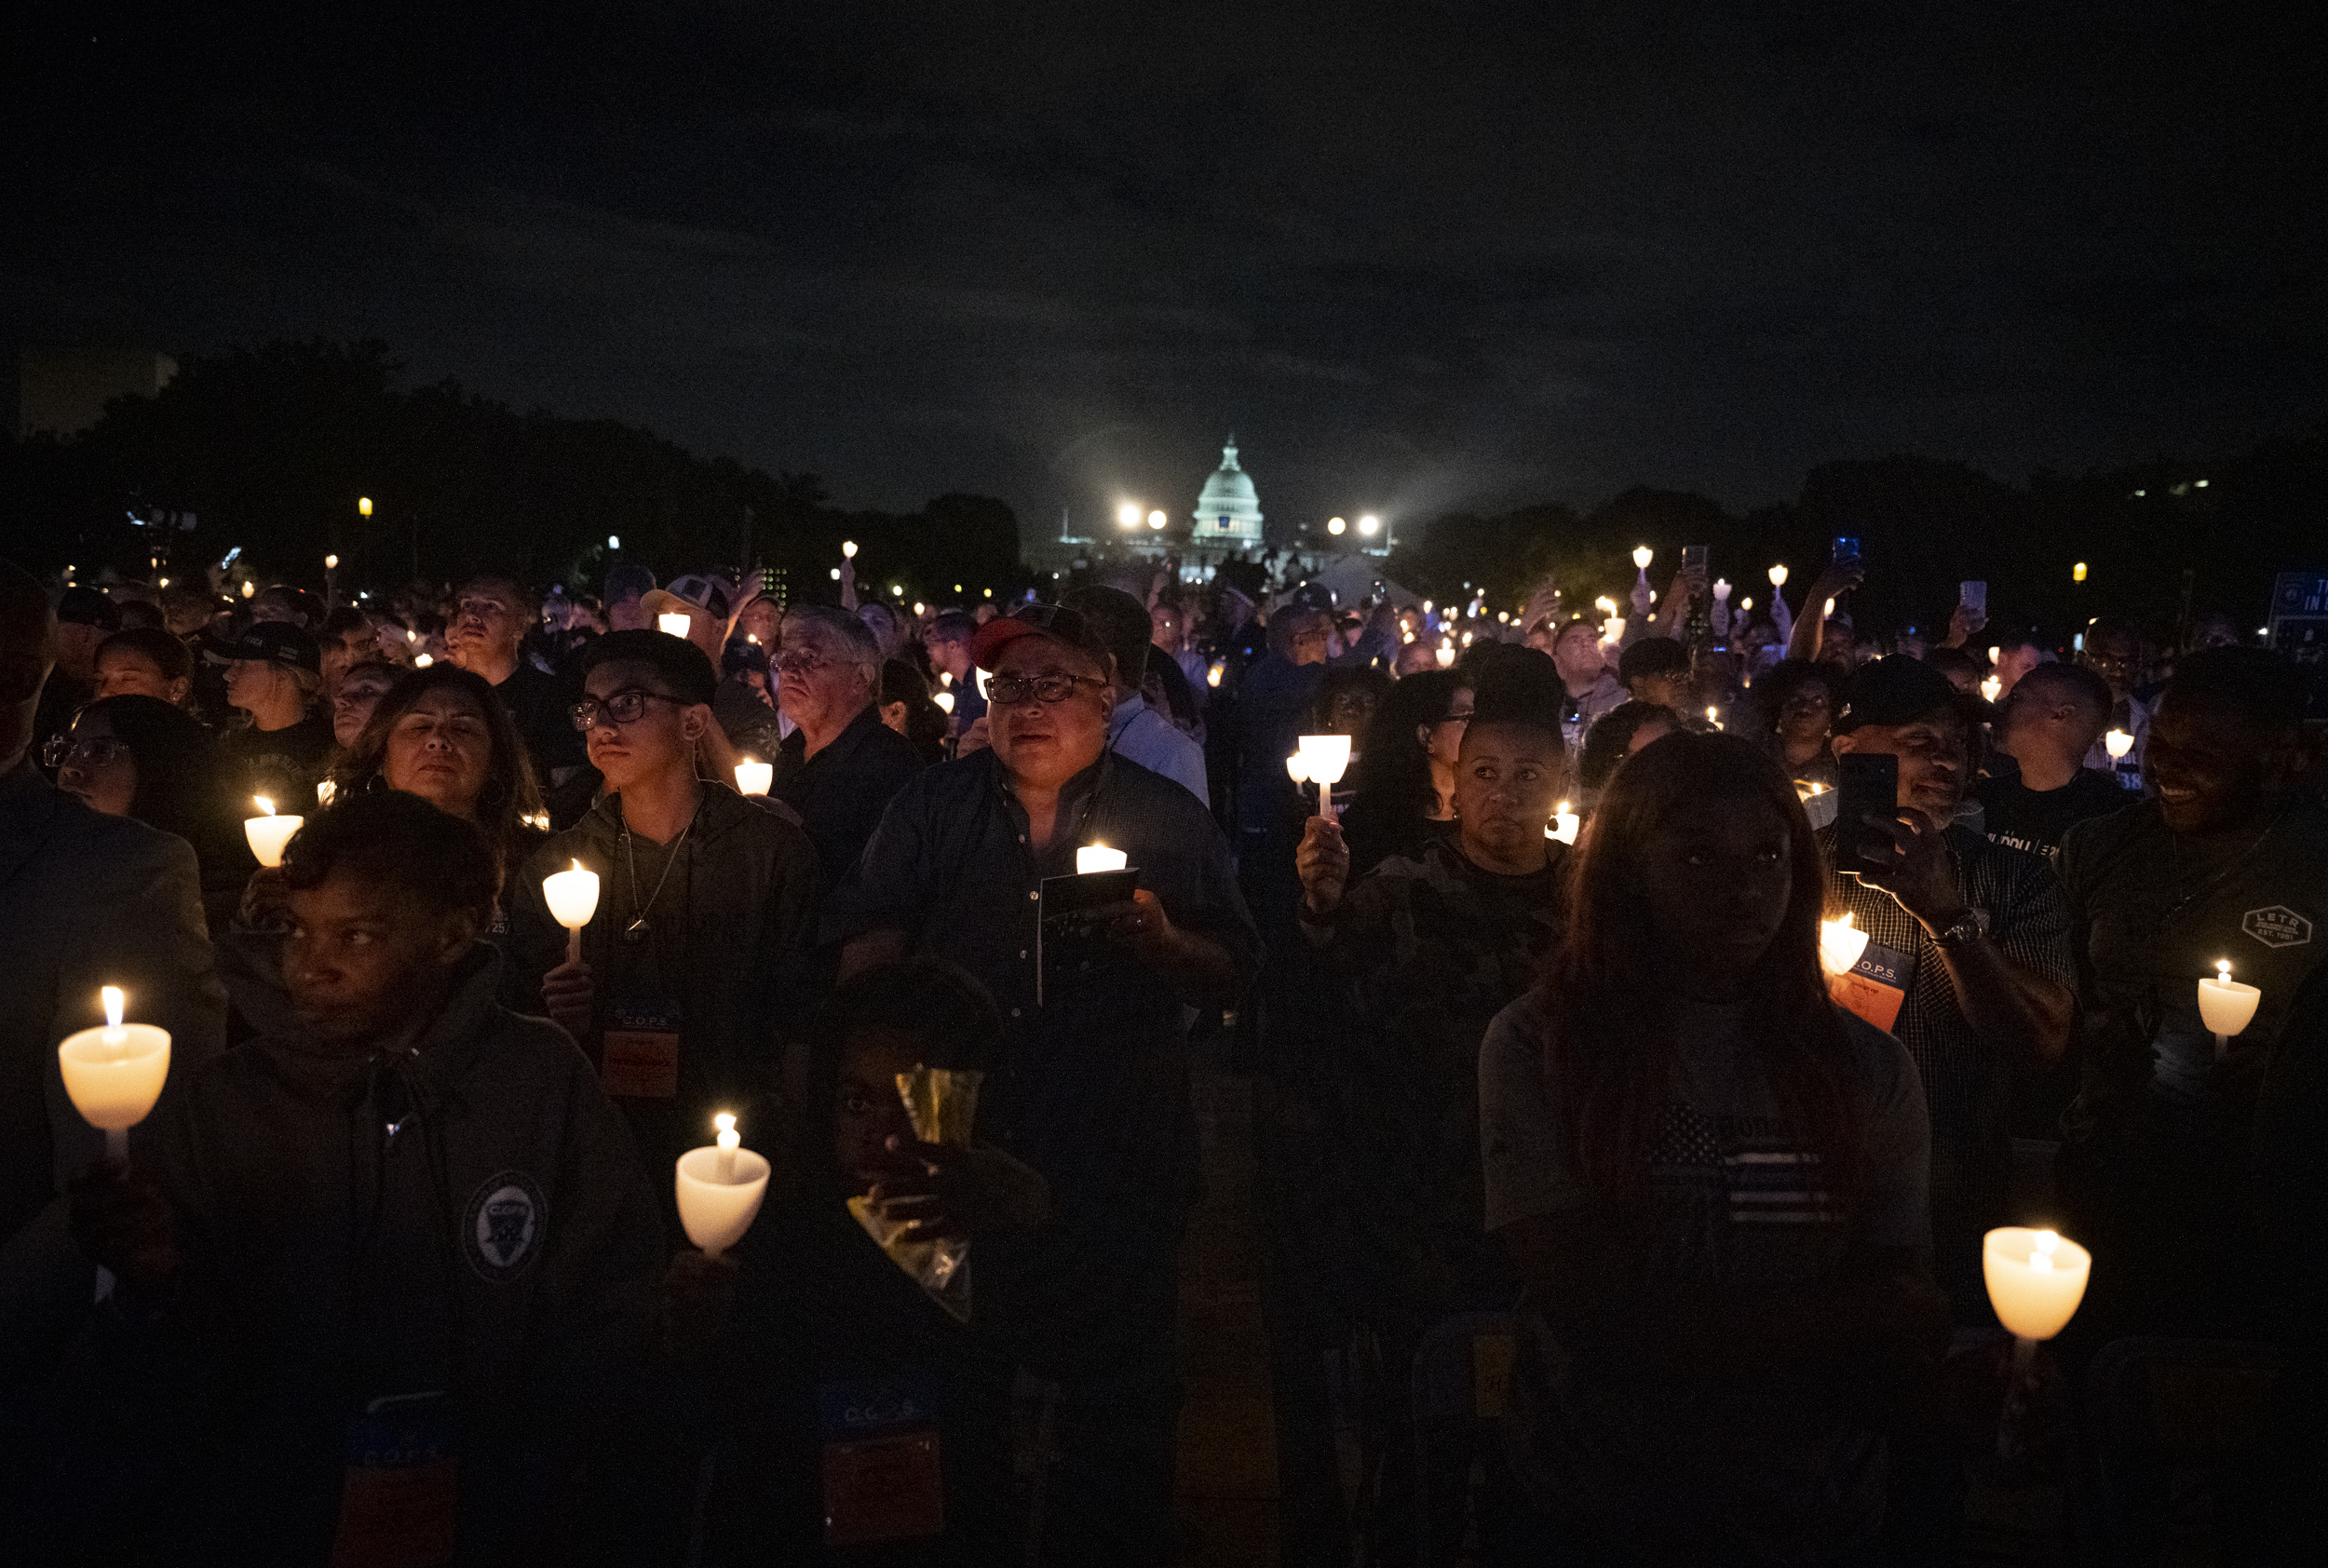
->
[1820, 657, 2077, 1322]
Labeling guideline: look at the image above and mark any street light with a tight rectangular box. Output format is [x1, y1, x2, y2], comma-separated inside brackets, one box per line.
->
[358, 497, 372, 518]
[1357, 515, 1380, 537]
[1327, 517, 1347, 535]
[2073, 562, 2089, 583]
[1147, 509, 1166, 530]
[607, 534, 620, 550]
[1117, 503, 1142, 529]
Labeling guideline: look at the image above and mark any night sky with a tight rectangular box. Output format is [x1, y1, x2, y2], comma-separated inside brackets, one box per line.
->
[7, 3, 2322, 534]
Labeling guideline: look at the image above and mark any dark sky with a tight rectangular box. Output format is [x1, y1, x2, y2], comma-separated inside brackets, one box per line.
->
[7, 3, 2322, 534]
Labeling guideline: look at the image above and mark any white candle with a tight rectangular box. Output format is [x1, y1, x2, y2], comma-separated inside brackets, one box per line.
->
[1819, 912, 1869, 976]
[1706, 705, 1721, 731]
[932, 690, 954, 715]
[1632, 546, 1653, 571]
[1298, 735, 1352, 823]
[1076, 844, 1129, 875]
[674, 1143, 770, 1259]
[841, 540, 858, 560]
[1206, 662, 1224, 688]
[1549, 802, 1580, 845]
[1712, 579, 1731, 602]
[315, 778, 336, 806]
[657, 612, 692, 639]
[413, 653, 434, 668]
[1983, 1226, 2091, 1342]
[1981, 675, 2002, 704]
[58, 986, 172, 1160]
[243, 797, 302, 868]
[2198, 959, 2262, 1058]
[542, 858, 601, 964]
[2105, 728, 2133, 761]
[1768, 564, 1788, 587]
[713, 1112, 739, 1183]
[734, 759, 773, 797]
[1285, 752, 1309, 784]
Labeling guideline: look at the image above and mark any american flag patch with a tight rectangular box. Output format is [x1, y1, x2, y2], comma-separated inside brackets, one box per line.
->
[1653, 1103, 1839, 1224]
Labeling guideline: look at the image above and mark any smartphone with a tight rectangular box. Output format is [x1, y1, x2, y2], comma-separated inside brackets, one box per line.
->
[1833, 752, 1901, 880]
[1959, 579, 1987, 614]
[1831, 535, 1861, 569]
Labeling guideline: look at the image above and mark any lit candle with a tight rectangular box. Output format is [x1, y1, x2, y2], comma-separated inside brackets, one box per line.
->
[414, 653, 434, 668]
[674, 1128, 770, 1259]
[57, 987, 172, 1160]
[1981, 675, 2002, 704]
[324, 553, 339, 570]
[1076, 844, 1130, 875]
[1550, 802, 1580, 845]
[1768, 564, 1788, 587]
[1285, 753, 1309, 785]
[1207, 662, 1224, 688]
[316, 778, 336, 806]
[1987, 644, 2002, 667]
[243, 796, 303, 868]
[657, 611, 692, 639]
[1819, 912, 1869, 976]
[542, 858, 601, 964]
[933, 689, 954, 715]
[1983, 1227, 2091, 1343]
[2105, 728, 2133, 761]
[734, 758, 773, 797]
[1706, 705, 1721, 731]
[714, 1112, 739, 1183]
[2197, 958, 2262, 1059]
[1298, 735, 1352, 822]
[841, 540, 858, 559]
[1435, 644, 1455, 667]
[1712, 579, 1731, 602]
[1632, 545, 1653, 571]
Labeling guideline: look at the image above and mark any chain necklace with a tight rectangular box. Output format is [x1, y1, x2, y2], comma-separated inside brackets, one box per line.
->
[621, 795, 699, 942]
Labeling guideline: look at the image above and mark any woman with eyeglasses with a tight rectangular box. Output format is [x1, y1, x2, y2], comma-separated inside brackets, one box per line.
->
[1334, 669, 1472, 877]
[52, 695, 256, 930]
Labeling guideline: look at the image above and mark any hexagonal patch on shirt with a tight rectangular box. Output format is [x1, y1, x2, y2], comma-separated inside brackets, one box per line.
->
[2243, 906, 2314, 950]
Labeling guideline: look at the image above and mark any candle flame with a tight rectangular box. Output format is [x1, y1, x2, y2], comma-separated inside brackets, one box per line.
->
[714, 1112, 736, 1135]
[2033, 1229, 2060, 1255]
[2216, 959, 2232, 981]
[1557, 801, 1571, 814]
[254, 795, 275, 817]
[102, 986, 125, 1029]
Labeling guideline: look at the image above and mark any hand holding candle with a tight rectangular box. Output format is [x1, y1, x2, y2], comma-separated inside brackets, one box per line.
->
[243, 796, 302, 868]
[1297, 735, 1352, 822]
[543, 858, 600, 964]
[675, 1112, 769, 1258]
[58, 986, 172, 1161]
[2197, 958, 2261, 1058]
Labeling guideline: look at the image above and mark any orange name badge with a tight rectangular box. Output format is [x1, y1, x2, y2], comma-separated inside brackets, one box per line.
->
[601, 998, 680, 1099]
[1828, 939, 1913, 1033]
[331, 1394, 457, 1568]
[818, 1372, 944, 1547]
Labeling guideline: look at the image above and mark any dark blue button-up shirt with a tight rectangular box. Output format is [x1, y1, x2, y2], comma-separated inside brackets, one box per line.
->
[821, 746, 1261, 1373]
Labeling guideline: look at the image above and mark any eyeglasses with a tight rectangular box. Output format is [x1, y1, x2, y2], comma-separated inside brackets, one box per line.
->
[569, 690, 690, 729]
[42, 734, 131, 768]
[987, 672, 1107, 707]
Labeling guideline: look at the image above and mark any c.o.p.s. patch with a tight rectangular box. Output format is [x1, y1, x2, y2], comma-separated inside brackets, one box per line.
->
[463, 1170, 547, 1283]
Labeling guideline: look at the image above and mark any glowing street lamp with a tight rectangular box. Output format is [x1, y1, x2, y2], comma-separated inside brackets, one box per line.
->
[1327, 517, 1347, 535]
[357, 497, 372, 518]
[1147, 509, 1167, 530]
[1117, 503, 1142, 530]
[1357, 515, 1380, 537]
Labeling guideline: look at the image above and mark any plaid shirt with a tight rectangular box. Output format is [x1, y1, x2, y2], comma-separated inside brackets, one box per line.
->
[1818, 822, 2075, 1313]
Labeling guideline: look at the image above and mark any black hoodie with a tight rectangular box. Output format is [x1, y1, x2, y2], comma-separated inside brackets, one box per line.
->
[115, 938, 662, 1564]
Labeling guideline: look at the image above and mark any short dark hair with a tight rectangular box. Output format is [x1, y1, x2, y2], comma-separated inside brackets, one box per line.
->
[281, 791, 499, 926]
[579, 629, 718, 706]
[820, 958, 1004, 1073]
[1062, 585, 1151, 689]
[1618, 637, 1691, 683]
[455, 572, 538, 616]
[98, 627, 194, 683]
[320, 605, 372, 642]
[603, 563, 656, 603]
[1578, 700, 1683, 792]
[2163, 647, 2308, 734]
[2009, 661, 2112, 726]
[1925, 645, 1983, 683]
[928, 610, 978, 644]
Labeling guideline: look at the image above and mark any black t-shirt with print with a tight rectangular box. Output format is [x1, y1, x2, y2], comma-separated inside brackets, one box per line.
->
[1976, 767, 2132, 858]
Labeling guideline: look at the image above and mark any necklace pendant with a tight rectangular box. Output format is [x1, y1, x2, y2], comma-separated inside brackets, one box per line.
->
[624, 917, 650, 942]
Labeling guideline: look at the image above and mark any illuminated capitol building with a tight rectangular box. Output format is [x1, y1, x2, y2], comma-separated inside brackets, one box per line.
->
[1039, 436, 1392, 585]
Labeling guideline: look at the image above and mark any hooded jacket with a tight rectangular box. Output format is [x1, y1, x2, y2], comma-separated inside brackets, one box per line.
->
[121, 938, 662, 1564]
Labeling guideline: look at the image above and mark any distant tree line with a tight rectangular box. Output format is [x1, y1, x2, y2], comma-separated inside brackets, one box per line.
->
[0, 339, 1023, 606]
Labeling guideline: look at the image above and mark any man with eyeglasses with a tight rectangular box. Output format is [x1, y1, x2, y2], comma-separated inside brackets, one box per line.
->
[824, 602, 1260, 1563]
[508, 630, 821, 1244]
[772, 603, 924, 884]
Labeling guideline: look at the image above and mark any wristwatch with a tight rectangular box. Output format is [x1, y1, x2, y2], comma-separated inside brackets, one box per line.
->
[1929, 907, 1991, 949]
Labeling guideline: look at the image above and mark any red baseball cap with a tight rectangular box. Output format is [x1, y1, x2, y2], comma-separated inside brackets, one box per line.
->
[970, 603, 1117, 675]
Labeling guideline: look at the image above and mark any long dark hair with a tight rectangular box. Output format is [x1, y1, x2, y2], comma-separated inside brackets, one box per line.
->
[1345, 669, 1467, 818]
[1539, 731, 1865, 1207]
[333, 665, 545, 866]
[77, 695, 251, 880]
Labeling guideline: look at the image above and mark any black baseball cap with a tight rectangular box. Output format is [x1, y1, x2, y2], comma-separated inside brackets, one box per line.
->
[212, 620, 321, 673]
[1834, 655, 1994, 732]
[580, 627, 719, 705]
[57, 586, 123, 631]
[1618, 636, 1691, 682]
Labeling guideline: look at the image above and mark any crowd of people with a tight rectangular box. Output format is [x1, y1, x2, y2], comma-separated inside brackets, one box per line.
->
[1, 540, 2322, 1564]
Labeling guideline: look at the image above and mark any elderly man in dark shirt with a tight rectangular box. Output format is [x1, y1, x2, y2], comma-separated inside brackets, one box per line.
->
[773, 604, 924, 883]
[825, 602, 1261, 1565]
